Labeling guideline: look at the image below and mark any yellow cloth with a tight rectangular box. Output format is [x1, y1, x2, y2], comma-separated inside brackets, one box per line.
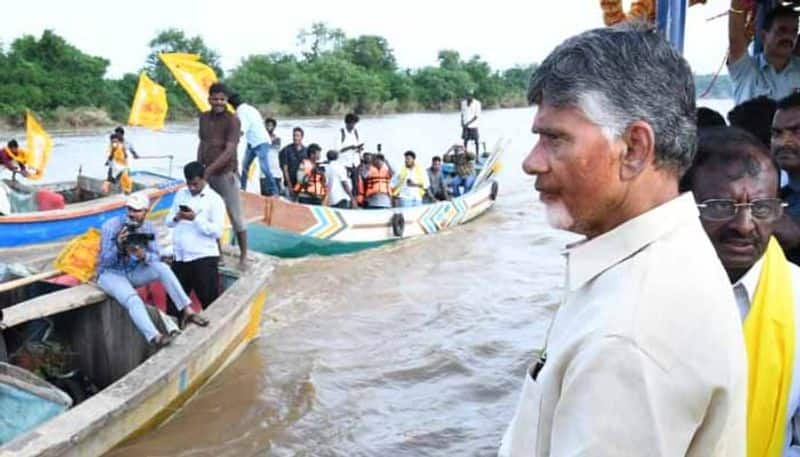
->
[159, 53, 232, 113]
[745, 236, 795, 457]
[128, 72, 168, 130]
[53, 228, 101, 282]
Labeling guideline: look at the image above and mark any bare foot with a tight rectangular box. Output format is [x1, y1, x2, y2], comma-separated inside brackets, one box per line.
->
[237, 259, 248, 271]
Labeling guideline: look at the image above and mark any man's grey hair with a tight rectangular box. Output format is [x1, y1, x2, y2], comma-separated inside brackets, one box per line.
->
[528, 23, 697, 174]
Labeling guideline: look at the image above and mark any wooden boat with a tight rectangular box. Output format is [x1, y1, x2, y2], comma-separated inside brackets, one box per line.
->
[0, 248, 275, 456]
[240, 142, 505, 258]
[0, 171, 183, 248]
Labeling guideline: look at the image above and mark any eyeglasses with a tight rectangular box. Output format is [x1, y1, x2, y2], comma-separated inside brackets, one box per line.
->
[697, 198, 787, 222]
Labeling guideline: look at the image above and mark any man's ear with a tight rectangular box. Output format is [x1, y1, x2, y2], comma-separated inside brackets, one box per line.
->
[620, 120, 655, 181]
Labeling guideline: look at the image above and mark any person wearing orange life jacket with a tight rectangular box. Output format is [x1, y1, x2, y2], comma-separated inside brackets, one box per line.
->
[0, 139, 29, 178]
[391, 150, 429, 207]
[357, 153, 393, 209]
[103, 133, 133, 194]
[294, 144, 326, 205]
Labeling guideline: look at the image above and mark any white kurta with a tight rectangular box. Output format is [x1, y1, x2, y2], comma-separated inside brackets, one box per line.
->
[499, 193, 747, 457]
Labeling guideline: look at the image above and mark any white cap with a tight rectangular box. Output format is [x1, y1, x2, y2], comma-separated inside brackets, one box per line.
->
[125, 192, 149, 210]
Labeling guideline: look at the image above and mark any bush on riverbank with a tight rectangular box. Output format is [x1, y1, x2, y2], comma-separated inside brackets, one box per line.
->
[0, 25, 732, 129]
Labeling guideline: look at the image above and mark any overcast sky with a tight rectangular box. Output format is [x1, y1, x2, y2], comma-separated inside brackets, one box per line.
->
[2, 0, 730, 78]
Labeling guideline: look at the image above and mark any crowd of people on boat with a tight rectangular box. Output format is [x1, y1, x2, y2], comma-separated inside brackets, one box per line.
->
[500, 3, 800, 456]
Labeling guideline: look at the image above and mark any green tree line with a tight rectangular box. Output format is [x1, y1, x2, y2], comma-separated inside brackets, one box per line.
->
[0, 25, 732, 127]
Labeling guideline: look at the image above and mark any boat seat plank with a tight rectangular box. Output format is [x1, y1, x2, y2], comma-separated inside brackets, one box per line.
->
[1, 284, 105, 329]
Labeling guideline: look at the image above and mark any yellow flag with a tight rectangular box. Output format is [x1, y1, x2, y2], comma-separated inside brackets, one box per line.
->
[159, 53, 219, 112]
[24, 110, 53, 180]
[128, 72, 168, 130]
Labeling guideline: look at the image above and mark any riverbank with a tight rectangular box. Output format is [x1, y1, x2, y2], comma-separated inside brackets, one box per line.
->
[1, 96, 530, 131]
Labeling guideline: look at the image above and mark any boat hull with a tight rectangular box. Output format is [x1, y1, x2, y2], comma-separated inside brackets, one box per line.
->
[0, 171, 182, 248]
[246, 178, 499, 258]
[0, 253, 274, 457]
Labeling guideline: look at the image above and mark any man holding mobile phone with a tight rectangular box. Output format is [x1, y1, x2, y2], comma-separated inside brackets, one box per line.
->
[166, 161, 226, 312]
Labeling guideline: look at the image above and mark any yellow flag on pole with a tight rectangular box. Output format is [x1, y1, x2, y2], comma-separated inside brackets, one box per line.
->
[128, 72, 168, 130]
[24, 110, 53, 180]
[159, 53, 219, 112]
[53, 228, 101, 282]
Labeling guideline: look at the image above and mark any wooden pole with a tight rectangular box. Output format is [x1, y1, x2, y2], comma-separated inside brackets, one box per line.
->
[0, 269, 60, 294]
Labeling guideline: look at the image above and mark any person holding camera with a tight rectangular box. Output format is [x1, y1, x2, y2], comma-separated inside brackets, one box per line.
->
[96, 192, 208, 348]
[166, 161, 225, 309]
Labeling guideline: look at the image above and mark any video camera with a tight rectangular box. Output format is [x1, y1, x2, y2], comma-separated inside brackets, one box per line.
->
[122, 222, 155, 249]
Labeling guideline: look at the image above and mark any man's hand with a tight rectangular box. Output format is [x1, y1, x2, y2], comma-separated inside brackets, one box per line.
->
[116, 226, 130, 247]
[180, 207, 197, 221]
[127, 245, 147, 261]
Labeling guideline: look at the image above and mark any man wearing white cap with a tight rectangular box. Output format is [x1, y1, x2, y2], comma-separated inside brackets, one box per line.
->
[96, 192, 208, 348]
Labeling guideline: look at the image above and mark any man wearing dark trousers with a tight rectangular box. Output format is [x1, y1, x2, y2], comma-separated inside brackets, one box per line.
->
[166, 161, 226, 311]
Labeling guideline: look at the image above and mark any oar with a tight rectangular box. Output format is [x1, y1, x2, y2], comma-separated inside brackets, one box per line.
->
[0, 269, 61, 294]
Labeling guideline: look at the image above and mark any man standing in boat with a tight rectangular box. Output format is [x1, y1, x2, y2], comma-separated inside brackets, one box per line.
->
[728, 3, 800, 104]
[500, 24, 746, 456]
[96, 192, 208, 349]
[681, 126, 800, 455]
[197, 83, 248, 269]
[460, 91, 481, 156]
[229, 93, 279, 196]
[279, 127, 308, 202]
[338, 113, 365, 194]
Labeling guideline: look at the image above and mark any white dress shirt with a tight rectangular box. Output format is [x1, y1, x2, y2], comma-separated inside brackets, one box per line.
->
[499, 193, 747, 457]
[165, 185, 226, 262]
[325, 160, 351, 205]
[460, 99, 481, 128]
[236, 103, 270, 147]
[734, 257, 800, 456]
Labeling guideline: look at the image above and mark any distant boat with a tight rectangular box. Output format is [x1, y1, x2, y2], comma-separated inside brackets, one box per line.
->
[0, 171, 183, 248]
[0, 248, 275, 455]
[241, 141, 505, 258]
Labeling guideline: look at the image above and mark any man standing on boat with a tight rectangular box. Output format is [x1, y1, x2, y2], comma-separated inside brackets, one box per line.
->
[460, 91, 481, 155]
[728, 3, 800, 104]
[338, 113, 365, 194]
[681, 126, 800, 456]
[197, 83, 248, 269]
[96, 192, 208, 349]
[229, 93, 278, 196]
[279, 127, 308, 202]
[500, 24, 746, 456]
[167, 161, 226, 309]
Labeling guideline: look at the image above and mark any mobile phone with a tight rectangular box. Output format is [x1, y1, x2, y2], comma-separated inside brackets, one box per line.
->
[179, 204, 191, 212]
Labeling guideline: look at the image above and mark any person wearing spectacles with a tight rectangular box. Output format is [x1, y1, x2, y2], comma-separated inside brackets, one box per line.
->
[681, 126, 800, 456]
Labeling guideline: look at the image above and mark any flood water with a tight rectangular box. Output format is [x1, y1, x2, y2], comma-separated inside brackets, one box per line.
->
[14, 100, 731, 456]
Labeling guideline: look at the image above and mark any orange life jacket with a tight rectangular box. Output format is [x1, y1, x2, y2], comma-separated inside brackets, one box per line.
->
[357, 165, 391, 204]
[294, 159, 327, 198]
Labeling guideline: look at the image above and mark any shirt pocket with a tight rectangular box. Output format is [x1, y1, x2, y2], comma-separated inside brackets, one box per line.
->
[499, 360, 545, 457]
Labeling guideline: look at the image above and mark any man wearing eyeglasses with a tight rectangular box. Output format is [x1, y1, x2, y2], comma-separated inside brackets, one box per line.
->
[681, 126, 800, 456]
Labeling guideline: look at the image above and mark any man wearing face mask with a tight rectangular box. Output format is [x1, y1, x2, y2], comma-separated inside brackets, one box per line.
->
[681, 126, 800, 456]
[728, 3, 800, 104]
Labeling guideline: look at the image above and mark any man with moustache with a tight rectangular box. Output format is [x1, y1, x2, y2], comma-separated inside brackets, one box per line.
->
[770, 93, 800, 265]
[499, 25, 746, 456]
[728, 3, 800, 104]
[680, 126, 800, 456]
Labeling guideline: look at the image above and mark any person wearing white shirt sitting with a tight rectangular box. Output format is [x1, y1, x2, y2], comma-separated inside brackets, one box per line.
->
[229, 93, 279, 196]
[323, 150, 354, 209]
[460, 91, 481, 155]
[166, 161, 226, 310]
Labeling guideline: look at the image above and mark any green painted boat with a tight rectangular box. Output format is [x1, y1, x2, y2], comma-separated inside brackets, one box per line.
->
[239, 141, 505, 258]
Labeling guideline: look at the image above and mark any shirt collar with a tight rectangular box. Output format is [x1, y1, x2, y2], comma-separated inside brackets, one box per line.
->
[757, 53, 798, 72]
[733, 256, 764, 305]
[566, 192, 699, 291]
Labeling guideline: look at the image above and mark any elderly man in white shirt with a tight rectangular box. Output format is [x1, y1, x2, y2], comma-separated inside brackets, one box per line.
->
[499, 25, 747, 457]
[229, 93, 279, 196]
[166, 161, 226, 312]
[682, 126, 800, 456]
